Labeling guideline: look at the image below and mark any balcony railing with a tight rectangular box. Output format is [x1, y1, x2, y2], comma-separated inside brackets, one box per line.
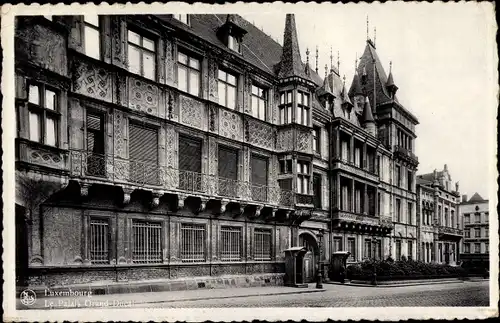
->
[332, 156, 379, 181]
[332, 210, 391, 227]
[69, 150, 294, 207]
[394, 145, 419, 163]
[296, 193, 314, 205]
[438, 226, 463, 237]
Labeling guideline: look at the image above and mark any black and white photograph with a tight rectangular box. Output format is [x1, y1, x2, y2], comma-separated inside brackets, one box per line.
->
[2, 1, 498, 321]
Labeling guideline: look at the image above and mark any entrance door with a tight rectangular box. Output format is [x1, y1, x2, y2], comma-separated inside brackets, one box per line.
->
[299, 233, 318, 283]
[303, 251, 314, 283]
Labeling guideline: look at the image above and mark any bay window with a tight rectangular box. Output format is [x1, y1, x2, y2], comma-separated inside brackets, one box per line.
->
[251, 84, 267, 121]
[218, 69, 237, 110]
[127, 30, 156, 80]
[177, 51, 200, 96]
[28, 83, 59, 147]
[279, 91, 293, 124]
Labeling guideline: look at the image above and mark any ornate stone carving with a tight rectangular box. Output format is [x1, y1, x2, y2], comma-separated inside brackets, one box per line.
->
[111, 17, 123, 65]
[180, 96, 203, 129]
[128, 78, 159, 116]
[80, 184, 90, 197]
[199, 197, 209, 214]
[122, 188, 132, 205]
[255, 205, 264, 218]
[208, 57, 218, 100]
[150, 192, 162, 209]
[244, 119, 250, 142]
[296, 130, 311, 153]
[220, 199, 229, 214]
[165, 38, 174, 84]
[178, 194, 187, 210]
[248, 119, 274, 150]
[167, 93, 174, 120]
[209, 106, 217, 132]
[219, 109, 241, 140]
[28, 148, 64, 169]
[114, 110, 125, 158]
[277, 128, 294, 151]
[16, 23, 67, 75]
[73, 61, 113, 102]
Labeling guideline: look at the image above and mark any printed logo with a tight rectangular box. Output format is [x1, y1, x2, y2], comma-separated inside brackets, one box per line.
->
[20, 289, 36, 306]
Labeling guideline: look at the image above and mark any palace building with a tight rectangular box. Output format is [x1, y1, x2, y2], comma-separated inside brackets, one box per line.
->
[416, 165, 462, 265]
[14, 13, 419, 287]
[459, 193, 489, 268]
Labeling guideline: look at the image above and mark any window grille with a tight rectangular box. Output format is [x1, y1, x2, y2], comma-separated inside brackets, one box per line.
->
[181, 223, 206, 262]
[90, 218, 109, 264]
[254, 229, 272, 261]
[132, 221, 162, 263]
[221, 226, 242, 262]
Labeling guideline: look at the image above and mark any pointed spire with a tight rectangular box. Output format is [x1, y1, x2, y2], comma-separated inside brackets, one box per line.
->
[386, 61, 395, 87]
[341, 75, 353, 106]
[349, 70, 364, 97]
[315, 46, 319, 74]
[324, 64, 328, 79]
[366, 16, 370, 41]
[330, 46, 334, 72]
[362, 96, 375, 123]
[337, 50, 340, 72]
[278, 14, 306, 79]
[374, 26, 377, 47]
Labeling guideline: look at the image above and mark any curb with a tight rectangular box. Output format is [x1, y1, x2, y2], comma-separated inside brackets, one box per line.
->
[325, 279, 465, 288]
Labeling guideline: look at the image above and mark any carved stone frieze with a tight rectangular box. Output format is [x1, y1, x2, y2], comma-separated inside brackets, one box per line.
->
[165, 38, 175, 85]
[73, 61, 113, 102]
[208, 57, 218, 101]
[114, 110, 125, 158]
[219, 109, 242, 141]
[296, 129, 312, 153]
[128, 78, 159, 116]
[277, 128, 294, 151]
[27, 146, 65, 169]
[180, 96, 203, 129]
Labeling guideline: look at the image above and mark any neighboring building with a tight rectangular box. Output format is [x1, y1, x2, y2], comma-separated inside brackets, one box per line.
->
[460, 193, 489, 267]
[14, 14, 418, 287]
[416, 165, 462, 265]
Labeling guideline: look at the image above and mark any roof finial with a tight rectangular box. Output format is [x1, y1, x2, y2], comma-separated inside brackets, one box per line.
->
[355, 53, 358, 70]
[324, 64, 328, 78]
[315, 46, 319, 74]
[306, 47, 310, 65]
[389, 60, 392, 73]
[366, 15, 370, 40]
[330, 46, 333, 72]
[343, 74, 346, 86]
[337, 50, 340, 72]
[374, 26, 377, 47]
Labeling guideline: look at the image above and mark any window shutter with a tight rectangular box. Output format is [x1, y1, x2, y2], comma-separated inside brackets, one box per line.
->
[129, 123, 158, 184]
[218, 146, 238, 180]
[251, 155, 267, 186]
[178, 135, 202, 173]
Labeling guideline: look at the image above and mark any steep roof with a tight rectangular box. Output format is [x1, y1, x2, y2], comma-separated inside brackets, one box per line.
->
[386, 70, 395, 87]
[348, 70, 364, 97]
[362, 96, 375, 123]
[278, 14, 307, 80]
[357, 41, 418, 123]
[468, 192, 485, 203]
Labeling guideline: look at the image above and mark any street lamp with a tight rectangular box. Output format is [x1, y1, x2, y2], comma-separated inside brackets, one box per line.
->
[316, 229, 325, 289]
[372, 237, 378, 286]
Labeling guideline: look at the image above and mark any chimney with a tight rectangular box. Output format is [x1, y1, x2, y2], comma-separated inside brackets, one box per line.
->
[462, 194, 468, 203]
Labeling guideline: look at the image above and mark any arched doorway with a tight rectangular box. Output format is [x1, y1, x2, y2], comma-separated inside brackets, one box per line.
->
[299, 232, 319, 283]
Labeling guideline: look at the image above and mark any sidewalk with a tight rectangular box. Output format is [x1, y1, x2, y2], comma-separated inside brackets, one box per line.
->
[18, 283, 326, 310]
[326, 277, 489, 288]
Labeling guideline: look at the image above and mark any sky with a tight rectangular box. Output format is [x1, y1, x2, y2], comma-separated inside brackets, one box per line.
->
[242, 2, 497, 199]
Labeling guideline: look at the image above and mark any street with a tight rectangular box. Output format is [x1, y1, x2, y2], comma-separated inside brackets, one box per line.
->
[141, 281, 489, 308]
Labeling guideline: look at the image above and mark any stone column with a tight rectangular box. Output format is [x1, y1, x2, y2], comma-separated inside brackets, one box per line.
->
[335, 128, 340, 158]
[351, 179, 355, 212]
[336, 173, 341, 209]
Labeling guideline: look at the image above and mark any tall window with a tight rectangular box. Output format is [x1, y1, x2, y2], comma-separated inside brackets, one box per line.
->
[474, 243, 480, 253]
[377, 156, 381, 176]
[341, 140, 349, 161]
[407, 240, 413, 260]
[173, 14, 189, 25]
[296, 161, 310, 194]
[251, 84, 267, 121]
[132, 221, 162, 263]
[86, 112, 106, 177]
[464, 214, 470, 224]
[347, 238, 356, 261]
[407, 170, 413, 191]
[474, 228, 481, 238]
[375, 240, 382, 260]
[89, 218, 109, 264]
[333, 237, 342, 252]
[218, 69, 237, 109]
[396, 199, 401, 222]
[127, 30, 156, 80]
[395, 240, 402, 261]
[485, 228, 489, 238]
[465, 229, 470, 238]
[408, 202, 413, 225]
[464, 243, 470, 253]
[251, 155, 268, 202]
[485, 212, 489, 223]
[129, 124, 159, 185]
[279, 91, 293, 124]
[178, 135, 202, 191]
[296, 91, 310, 126]
[177, 52, 200, 96]
[312, 127, 321, 154]
[28, 83, 58, 146]
[228, 35, 241, 53]
[254, 229, 272, 261]
[485, 243, 489, 253]
[364, 239, 372, 259]
[221, 226, 241, 262]
[395, 165, 401, 187]
[354, 147, 362, 167]
[181, 223, 206, 262]
[83, 15, 101, 60]
[475, 213, 481, 223]
[313, 174, 322, 208]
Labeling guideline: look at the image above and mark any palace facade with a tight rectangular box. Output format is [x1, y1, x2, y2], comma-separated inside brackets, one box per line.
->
[459, 193, 489, 267]
[416, 165, 462, 265]
[14, 14, 419, 287]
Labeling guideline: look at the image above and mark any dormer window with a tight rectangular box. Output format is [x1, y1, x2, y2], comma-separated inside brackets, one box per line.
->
[228, 35, 241, 53]
[174, 14, 189, 25]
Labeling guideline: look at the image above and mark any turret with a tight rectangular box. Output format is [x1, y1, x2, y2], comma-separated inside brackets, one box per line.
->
[362, 96, 376, 136]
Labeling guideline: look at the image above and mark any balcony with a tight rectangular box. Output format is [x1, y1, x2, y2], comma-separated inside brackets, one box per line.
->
[69, 150, 295, 208]
[438, 226, 463, 241]
[331, 156, 379, 182]
[393, 145, 419, 166]
[332, 210, 393, 233]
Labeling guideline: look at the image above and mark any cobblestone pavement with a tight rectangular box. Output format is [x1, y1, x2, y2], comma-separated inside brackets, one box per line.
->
[136, 280, 490, 308]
